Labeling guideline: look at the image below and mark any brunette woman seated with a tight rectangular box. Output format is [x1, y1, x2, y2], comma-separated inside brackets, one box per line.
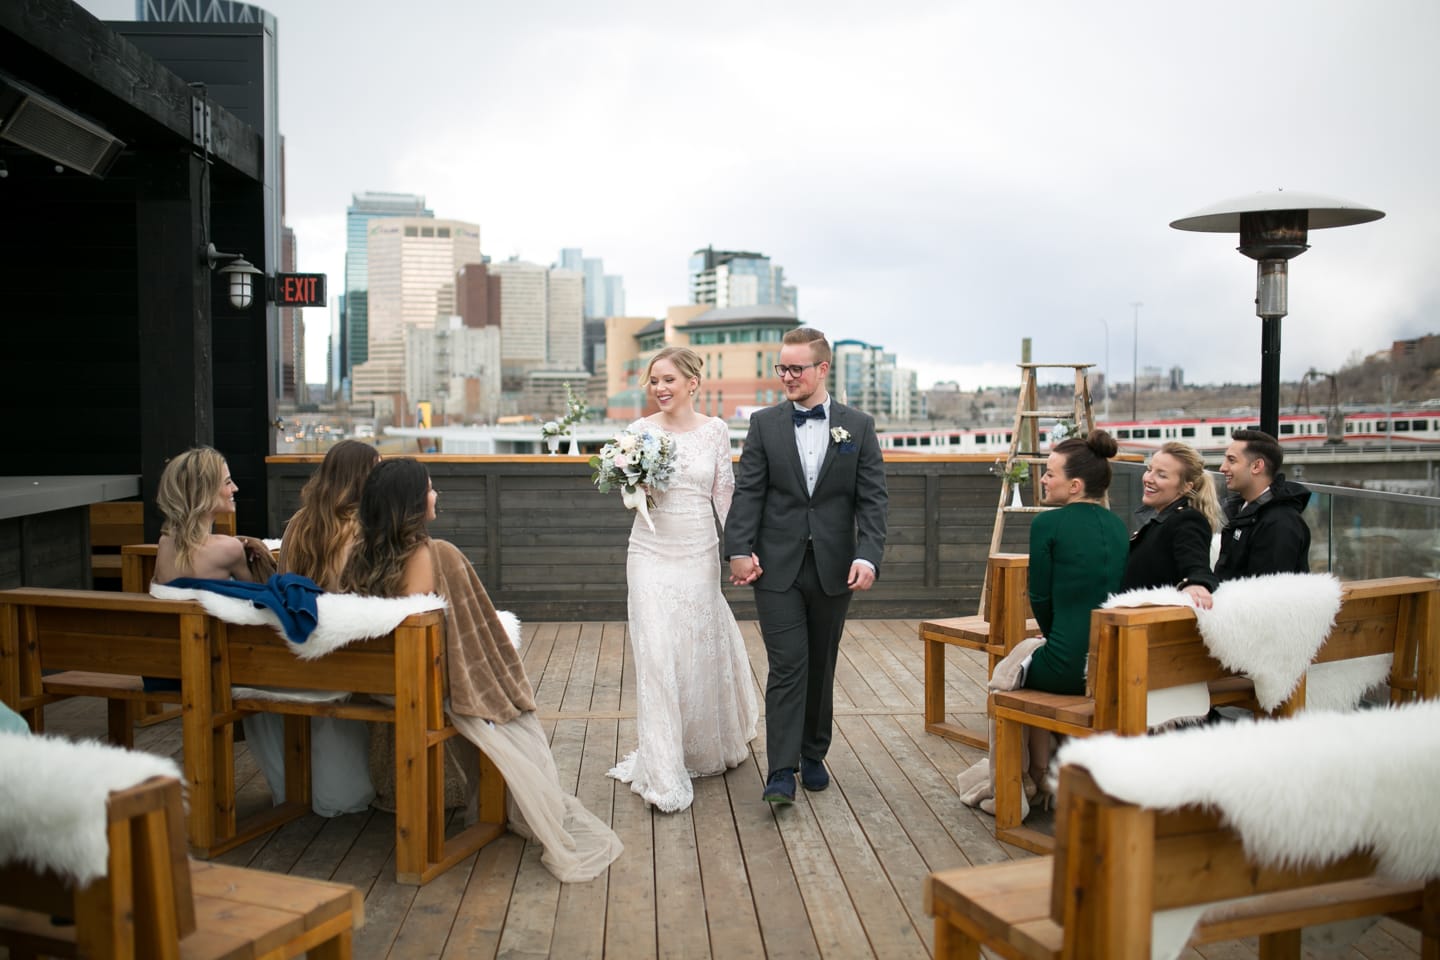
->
[241, 439, 382, 817]
[341, 459, 622, 882]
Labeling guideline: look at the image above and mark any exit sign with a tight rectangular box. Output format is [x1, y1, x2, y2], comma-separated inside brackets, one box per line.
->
[273, 273, 327, 307]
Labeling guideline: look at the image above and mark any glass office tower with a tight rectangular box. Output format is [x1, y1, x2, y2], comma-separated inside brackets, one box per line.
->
[342, 192, 432, 396]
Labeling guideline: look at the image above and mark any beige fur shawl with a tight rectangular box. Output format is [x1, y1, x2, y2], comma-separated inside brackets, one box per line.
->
[431, 540, 537, 722]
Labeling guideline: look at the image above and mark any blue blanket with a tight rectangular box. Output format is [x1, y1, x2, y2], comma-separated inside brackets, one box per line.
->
[163, 573, 325, 645]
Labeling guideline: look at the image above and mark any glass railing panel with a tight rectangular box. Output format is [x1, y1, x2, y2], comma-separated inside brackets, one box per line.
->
[1304, 484, 1440, 580]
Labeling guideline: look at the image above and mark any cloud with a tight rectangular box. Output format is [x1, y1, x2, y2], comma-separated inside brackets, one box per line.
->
[75, 0, 1440, 391]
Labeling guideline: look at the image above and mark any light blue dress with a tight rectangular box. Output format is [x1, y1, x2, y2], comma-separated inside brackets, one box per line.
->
[242, 711, 375, 816]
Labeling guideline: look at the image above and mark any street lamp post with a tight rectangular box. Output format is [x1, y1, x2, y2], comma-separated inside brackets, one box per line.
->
[1170, 191, 1384, 438]
[1130, 301, 1142, 421]
[1098, 317, 1110, 422]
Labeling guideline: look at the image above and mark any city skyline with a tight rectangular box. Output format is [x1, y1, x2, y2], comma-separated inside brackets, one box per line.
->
[74, 0, 1440, 394]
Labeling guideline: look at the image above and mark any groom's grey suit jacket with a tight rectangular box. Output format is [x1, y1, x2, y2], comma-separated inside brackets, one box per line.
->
[724, 399, 888, 596]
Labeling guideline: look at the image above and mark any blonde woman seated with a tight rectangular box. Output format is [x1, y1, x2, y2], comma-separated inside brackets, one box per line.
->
[154, 447, 275, 586]
[147, 447, 275, 693]
[341, 458, 622, 882]
[238, 439, 382, 817]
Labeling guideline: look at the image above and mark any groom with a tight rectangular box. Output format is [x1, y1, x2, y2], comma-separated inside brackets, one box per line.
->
[725, 327, 888, 805]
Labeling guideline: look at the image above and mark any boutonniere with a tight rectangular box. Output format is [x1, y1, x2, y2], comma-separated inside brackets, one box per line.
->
[830, 426, 851, 444]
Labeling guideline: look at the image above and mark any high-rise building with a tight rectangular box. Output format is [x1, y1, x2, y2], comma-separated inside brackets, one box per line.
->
[603, 275, 627, 317]
[406, 317, 502, 425]
[341, 192, 432, 396]
[556, 247, 626, 319]
[490, 260, 585, 388]
[136, 0, 268, 20]
[547, 270, 584, 369]
[351, 217, 480, 421]
[688, 246, 798, 312]
[832, 339, 921, 422]
[278, 224, 303, 402]
[491, 260, 547, 385]
[456, 262, 501, 329]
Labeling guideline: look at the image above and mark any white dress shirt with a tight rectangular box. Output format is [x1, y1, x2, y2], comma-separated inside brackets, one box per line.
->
[793, 400, 829, 496]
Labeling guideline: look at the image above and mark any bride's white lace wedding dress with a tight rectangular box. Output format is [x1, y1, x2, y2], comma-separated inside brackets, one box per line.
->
[607, 416, 759, 812]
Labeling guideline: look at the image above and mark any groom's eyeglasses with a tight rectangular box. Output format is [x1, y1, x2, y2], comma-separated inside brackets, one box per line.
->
[774, 363, 819, 379]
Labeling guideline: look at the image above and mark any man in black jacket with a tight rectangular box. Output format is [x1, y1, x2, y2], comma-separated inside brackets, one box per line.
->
[1214, 429, 1311, 580]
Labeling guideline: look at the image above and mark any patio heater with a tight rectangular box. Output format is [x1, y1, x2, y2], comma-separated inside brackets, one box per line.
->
[1169, 190, 1383, 438]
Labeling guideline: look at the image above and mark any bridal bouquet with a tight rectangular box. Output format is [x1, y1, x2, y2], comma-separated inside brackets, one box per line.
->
[589, 427, 678, 533]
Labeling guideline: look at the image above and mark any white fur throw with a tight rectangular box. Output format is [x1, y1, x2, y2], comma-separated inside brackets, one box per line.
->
[1105, 573, 1344, 712]
[149, 583, 447, 660]
[1056, 700, 1440, 882]
[1307, 654, 1392, 712]
[0, 732, 182, 884]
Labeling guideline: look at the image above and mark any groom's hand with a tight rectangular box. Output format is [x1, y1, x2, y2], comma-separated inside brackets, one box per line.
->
[729, 554, 762, 586]
[847, 562, 876, 591]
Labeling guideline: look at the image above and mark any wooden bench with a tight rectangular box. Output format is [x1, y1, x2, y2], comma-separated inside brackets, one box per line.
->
[927, 761, 1435, 960]
[0, 774, 362, 959]
[217, 613, 508, 885]
[0, 587, 507, 885]
[88, 502, 143, 585]
[920, 554, 1041, 748]
[989, 576, 1440, 854]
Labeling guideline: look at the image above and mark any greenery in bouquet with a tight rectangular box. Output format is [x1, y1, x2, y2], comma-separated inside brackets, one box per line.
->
[590, 427, 678, 533]
[540, 420, 563, 438]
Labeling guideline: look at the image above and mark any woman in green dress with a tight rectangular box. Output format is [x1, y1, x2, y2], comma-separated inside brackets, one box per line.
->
[1022, 429, 1129, 788]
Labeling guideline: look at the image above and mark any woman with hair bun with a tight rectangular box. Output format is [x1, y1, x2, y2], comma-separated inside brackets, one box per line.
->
[1024, 429, 1129, 695]
[1021, 429, 1129, 790]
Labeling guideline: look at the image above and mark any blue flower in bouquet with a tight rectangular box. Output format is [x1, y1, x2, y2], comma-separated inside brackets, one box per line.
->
[590, 427, 678, 532]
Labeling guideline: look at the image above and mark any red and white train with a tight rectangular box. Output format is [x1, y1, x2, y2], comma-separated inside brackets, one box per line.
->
[876, 409, 1440, 455]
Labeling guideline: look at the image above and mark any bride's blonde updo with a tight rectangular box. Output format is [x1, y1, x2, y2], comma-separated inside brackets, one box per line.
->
[646, 346, 704, 383]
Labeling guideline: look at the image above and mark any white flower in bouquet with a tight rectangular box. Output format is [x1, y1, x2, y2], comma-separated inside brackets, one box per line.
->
[590, 427, 678, 533]
[541, 420, 562, 438]
[1050, 419, 1076, 443]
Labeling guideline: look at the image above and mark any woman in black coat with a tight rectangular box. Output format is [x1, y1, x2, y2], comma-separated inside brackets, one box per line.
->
[1120, 441, 1222, 608]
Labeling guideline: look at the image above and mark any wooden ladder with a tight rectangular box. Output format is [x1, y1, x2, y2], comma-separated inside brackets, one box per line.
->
[979, 362, 1095, 612]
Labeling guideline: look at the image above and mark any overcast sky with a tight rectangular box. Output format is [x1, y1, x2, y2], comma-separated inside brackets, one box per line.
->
[79, 0, 1440, 393]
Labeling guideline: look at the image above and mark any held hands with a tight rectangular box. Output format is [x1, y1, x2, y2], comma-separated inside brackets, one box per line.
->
[728, 553, 763, 586]
[847, 562, 876, 592]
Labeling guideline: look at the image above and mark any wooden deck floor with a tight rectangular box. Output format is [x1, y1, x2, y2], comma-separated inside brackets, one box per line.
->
[36, 619, 1421, 960]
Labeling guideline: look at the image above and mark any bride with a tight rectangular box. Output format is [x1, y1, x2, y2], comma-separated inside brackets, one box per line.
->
[607, 346, 760, 812]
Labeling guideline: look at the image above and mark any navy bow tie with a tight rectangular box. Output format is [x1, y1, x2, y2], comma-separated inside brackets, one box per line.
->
[792, 406, 826, 428]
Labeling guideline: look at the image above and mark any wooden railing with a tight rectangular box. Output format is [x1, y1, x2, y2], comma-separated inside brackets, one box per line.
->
[266, 454, 1146, 621]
